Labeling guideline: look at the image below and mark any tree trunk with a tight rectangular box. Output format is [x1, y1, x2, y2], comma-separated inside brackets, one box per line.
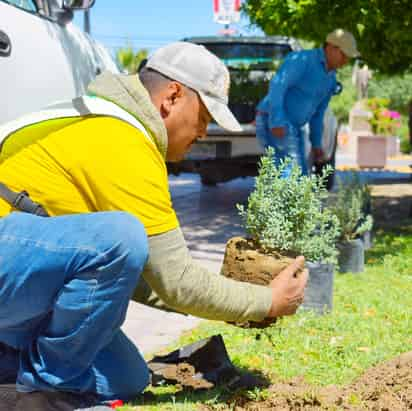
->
[409, 99, 412, 150]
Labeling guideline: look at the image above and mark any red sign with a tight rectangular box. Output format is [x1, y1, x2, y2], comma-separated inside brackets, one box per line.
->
[213, 0, 241, 24]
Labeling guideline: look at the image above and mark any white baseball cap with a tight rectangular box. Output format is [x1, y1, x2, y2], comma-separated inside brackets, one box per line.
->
[146, 42, 242, 132]
[326, 29, 360, 58]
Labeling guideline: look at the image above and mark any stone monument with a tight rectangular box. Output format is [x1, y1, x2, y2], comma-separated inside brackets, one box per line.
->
[352, 62, 373, 100]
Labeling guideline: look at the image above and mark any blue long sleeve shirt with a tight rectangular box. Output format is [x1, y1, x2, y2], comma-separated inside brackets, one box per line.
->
[257, 48, 337, 148]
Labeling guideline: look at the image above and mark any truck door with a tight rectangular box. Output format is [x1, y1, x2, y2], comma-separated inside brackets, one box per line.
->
[0, 0, 116, 124]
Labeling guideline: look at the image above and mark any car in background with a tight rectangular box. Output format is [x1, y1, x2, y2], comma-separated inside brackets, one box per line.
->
[0, 0, 118, 125]
[171, 36, 339, 189]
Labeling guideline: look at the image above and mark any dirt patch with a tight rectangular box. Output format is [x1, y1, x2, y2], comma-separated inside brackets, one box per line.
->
[160, 363, 214, 390]
[200, 351, 412, 410]
[156, 362, 268, 392]
[342, 350, 412, 410]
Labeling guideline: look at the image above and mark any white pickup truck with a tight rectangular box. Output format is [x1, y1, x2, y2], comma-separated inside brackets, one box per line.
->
[0, 0, 118, 125]
[173, 36, 340, 189]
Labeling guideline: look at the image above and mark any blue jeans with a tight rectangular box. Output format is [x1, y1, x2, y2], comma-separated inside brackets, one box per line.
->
[0, 211, 149, 401]
[256, 113, 308, 177]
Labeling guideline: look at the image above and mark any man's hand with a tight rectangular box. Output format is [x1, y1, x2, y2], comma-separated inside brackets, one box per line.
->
[312, 147, 325, 164]
[267, 256, 308, 318]
[271, 126, 286, 138]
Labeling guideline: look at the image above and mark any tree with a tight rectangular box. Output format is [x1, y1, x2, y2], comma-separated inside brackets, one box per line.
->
[244, 0, 412, 150]
[243, 0, 412, 75]
[116, 47, 148, 74]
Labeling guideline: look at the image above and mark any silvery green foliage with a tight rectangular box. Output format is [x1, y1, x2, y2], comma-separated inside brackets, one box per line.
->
[237, 147, 340, 264]
[329, 176, 373, 242]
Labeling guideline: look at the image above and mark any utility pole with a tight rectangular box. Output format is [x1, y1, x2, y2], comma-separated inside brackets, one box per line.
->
[84, 9, 91, 35]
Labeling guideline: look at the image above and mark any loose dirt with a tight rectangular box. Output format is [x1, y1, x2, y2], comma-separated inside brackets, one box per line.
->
[155, 361, 269, 392]
[199, 351, 412, 410]
[160, 363, 214, 390]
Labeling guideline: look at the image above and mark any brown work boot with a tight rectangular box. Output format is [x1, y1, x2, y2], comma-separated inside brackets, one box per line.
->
[10, 388, 112, 411]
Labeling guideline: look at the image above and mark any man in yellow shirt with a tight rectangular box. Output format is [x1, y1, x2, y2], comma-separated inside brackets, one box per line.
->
[0, 42, 308, 408]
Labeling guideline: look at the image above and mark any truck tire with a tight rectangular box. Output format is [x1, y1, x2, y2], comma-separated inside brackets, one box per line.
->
[200, 173, 217, 186]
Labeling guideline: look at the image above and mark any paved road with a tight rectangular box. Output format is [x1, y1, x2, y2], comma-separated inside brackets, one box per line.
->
[122, 160, 411, 356]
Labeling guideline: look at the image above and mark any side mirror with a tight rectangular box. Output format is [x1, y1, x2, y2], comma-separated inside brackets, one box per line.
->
[63, 0, 96, 10]
[54, 8, 74, 25]
[55, 0, 95, 25]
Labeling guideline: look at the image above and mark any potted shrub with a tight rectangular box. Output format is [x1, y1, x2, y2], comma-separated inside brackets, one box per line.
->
[221, 148, 340, 315]
[358, 98, 402, 167]
[329, 177, 373, 273]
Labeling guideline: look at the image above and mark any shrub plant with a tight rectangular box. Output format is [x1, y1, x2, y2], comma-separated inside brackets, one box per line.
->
[237, 147, 340, 264]
[329, 176, 373, 242]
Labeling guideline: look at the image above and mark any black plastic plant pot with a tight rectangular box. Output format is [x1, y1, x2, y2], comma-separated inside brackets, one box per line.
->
[301, 262, 334, 314]
[147, 334, 266, 391]
[147, 335, 236, 386]
[337, 238, 365, 274]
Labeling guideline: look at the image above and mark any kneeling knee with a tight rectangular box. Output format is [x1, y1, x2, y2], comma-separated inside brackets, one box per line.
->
[99, 212, 149, 274]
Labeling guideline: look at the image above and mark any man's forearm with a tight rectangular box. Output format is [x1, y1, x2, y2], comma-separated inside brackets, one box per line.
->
[133, 227, 272, 322]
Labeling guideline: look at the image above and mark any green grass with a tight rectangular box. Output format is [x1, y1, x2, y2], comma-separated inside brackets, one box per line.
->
[123, 225, 412, 410]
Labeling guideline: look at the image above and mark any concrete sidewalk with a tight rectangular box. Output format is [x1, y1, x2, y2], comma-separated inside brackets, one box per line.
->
[121, 302, 201, 356]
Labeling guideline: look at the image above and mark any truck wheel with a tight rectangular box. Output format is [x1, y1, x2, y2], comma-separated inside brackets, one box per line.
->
[200, 175, 217, 186]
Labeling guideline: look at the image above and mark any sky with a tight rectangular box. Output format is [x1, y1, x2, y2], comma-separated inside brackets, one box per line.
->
[73, 0, 263, 55]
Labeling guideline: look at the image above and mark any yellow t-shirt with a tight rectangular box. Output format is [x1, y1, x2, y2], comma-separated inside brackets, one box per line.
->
[0, 116, 179, 236]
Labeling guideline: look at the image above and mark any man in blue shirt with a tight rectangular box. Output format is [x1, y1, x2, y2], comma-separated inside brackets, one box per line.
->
[256, 29, 359, 176]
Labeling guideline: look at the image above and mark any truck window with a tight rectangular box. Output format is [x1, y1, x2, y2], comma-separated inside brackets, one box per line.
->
[2, 0, 37, 12]
[197, 42, 293, 123]
[202, 43, 291, 70]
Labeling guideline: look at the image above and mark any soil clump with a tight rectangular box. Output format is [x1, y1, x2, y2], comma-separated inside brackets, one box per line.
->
[221, 237, 296, 286]
[222, 236, 306, 328]
[221, 237, 296, 328]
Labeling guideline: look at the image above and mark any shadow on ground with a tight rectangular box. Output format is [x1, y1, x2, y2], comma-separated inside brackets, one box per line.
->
[134, 366, 270, 408]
